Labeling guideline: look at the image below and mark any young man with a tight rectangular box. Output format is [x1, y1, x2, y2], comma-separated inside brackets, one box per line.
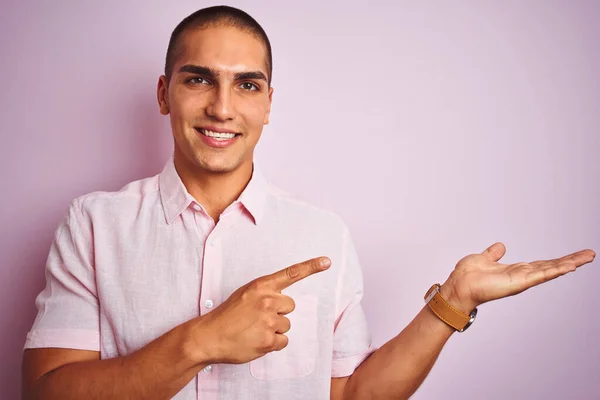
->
[22, 6, 595, 400]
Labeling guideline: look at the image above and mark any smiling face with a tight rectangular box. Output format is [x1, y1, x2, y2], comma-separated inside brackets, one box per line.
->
[157, 24, 273, 175]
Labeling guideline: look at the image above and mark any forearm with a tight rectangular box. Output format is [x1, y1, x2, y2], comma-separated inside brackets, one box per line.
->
[338, 243, 595, 399]
[27, 319, 209, 400]
[343, 302, 457, 399]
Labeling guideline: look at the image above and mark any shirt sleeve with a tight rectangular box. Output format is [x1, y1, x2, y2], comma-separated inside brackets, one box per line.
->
[331, 226, 376, 378]
[24, 197, 100, 351]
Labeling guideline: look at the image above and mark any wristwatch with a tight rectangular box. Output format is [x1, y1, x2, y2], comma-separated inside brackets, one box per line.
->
[424, 284, 477, 332]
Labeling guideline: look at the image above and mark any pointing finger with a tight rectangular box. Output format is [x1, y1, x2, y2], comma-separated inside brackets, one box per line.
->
[263, 257, 331, 292]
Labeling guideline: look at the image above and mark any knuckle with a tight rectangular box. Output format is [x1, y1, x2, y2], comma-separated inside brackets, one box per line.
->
[260, 332, 276, 350]
[248, 279, 267, 294]
[239, 289, 251, 302]
[310, 259, 321, 273]
[259, 295, 274, 310]
[241, 284, 259, 301]
[251, 279, 266, 291]
[264, 315, 277, 329]
[286, 265, 300, 280]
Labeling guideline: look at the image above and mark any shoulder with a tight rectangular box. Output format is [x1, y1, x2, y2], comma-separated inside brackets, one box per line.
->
[264, 182, 350, 235]
[68, 173, 160, 221]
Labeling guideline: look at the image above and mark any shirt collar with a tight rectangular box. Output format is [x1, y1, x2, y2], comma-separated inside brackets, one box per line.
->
[159, 156, 268, 226]
[238, 164, 267, 225]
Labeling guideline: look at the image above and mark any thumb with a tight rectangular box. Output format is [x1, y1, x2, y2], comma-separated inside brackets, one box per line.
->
[482, 242, 506, 262]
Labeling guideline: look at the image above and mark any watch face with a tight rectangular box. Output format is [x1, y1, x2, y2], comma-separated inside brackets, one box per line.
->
[459, 308, 478, 332]
[424, 284, 440, 303]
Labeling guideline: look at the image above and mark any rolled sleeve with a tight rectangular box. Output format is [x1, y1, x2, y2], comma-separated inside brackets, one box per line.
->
[331, 227, 376, 378]
[24, 198, 100, 351]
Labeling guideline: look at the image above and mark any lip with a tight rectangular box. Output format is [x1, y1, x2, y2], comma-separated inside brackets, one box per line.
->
[195, 127, 240, 149]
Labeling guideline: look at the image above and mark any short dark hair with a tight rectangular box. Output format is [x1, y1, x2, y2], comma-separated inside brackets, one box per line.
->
[164, 6, 273, 86]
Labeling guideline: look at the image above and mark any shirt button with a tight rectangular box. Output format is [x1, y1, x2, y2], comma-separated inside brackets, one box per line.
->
[204, 299, 214, 309]
[203, 365, 212, 373]
[193, 204, 201, 212]
[210, 238, 217, 247]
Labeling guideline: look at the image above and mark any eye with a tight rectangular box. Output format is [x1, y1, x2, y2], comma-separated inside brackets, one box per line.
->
[186, 77, 210, 85]
[239, 82, 259, 91]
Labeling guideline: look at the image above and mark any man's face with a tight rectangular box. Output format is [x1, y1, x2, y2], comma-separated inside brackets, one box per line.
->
[158, 25, 273, 174]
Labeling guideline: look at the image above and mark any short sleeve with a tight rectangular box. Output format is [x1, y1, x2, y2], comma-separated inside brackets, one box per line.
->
[24, 198, 100, 351]
[331, 227, 376, 378]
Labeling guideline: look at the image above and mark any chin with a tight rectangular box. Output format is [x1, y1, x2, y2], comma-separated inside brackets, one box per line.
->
[194, 156, 242, 174]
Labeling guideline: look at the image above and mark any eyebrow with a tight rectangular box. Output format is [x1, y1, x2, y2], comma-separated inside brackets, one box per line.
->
[178, 64, 268, 82]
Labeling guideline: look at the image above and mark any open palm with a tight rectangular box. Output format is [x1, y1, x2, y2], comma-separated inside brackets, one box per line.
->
[445, 242, 596, 311]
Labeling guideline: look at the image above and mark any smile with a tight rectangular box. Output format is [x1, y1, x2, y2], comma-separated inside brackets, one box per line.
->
[196, 128, 241, 141]
[195, 127, 241, 148]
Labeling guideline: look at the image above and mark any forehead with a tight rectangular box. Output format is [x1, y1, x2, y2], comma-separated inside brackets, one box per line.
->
[176, 25, 268, 75]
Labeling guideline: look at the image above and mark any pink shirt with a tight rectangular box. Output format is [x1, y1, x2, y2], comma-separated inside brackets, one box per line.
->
[25, 157, 374, 399]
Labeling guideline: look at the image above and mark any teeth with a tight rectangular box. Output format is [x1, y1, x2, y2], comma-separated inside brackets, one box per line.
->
[201, 129, 236, 140]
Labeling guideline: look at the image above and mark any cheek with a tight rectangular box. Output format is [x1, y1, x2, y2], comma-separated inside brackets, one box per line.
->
[243, 100, 270, 128]
[170, 90, 205, 123]
[181, 99, 203, 120]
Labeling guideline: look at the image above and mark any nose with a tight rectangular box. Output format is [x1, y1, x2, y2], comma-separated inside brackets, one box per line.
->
[205, 86, 235, 121]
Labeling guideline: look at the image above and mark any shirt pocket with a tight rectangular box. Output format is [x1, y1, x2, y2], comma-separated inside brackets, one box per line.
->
[250, 294, 319, 380]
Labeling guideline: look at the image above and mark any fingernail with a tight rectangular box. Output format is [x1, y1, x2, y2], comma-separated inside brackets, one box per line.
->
[320, 258, 331, 268]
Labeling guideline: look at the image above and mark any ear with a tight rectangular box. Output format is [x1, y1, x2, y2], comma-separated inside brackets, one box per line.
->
[263, 86, 274, 125]
[157, 75, 170, 115]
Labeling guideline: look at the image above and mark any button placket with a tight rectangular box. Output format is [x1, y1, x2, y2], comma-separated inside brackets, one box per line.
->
[197, 230, 223, 399]
[201, 233, 221, 313]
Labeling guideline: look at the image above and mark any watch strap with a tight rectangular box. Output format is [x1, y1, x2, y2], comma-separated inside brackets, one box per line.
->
[425, 284, 476, 332]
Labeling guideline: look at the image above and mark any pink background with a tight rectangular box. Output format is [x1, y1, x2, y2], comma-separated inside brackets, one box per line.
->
[1, 1, 599, 399]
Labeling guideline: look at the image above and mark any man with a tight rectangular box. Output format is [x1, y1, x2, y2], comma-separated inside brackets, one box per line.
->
[21, 6, 595, 400]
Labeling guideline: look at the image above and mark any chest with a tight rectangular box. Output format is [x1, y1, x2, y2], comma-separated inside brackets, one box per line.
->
[92, 215, 341, 355]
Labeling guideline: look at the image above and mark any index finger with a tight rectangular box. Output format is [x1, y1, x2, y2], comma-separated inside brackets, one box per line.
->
[263, 257, 331, 292]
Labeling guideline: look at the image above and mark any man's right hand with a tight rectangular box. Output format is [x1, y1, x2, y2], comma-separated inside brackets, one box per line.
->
[191, 256, 331, 365]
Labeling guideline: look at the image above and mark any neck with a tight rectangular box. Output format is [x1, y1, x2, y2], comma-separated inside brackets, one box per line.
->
[173, 153, 253, 223]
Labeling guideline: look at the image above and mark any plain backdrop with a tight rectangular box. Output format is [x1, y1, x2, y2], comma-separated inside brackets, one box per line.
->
[1, 1, 599, 399]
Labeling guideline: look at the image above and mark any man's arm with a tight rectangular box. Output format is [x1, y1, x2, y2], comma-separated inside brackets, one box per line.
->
[332, 243, 596, 400]
[22, 317, 208, 400]
[330, 288, 456, 400]
[22, 257, 331, 400]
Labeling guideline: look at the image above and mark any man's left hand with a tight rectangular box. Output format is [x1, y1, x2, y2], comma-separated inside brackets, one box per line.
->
[440, 242, 596, 313]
